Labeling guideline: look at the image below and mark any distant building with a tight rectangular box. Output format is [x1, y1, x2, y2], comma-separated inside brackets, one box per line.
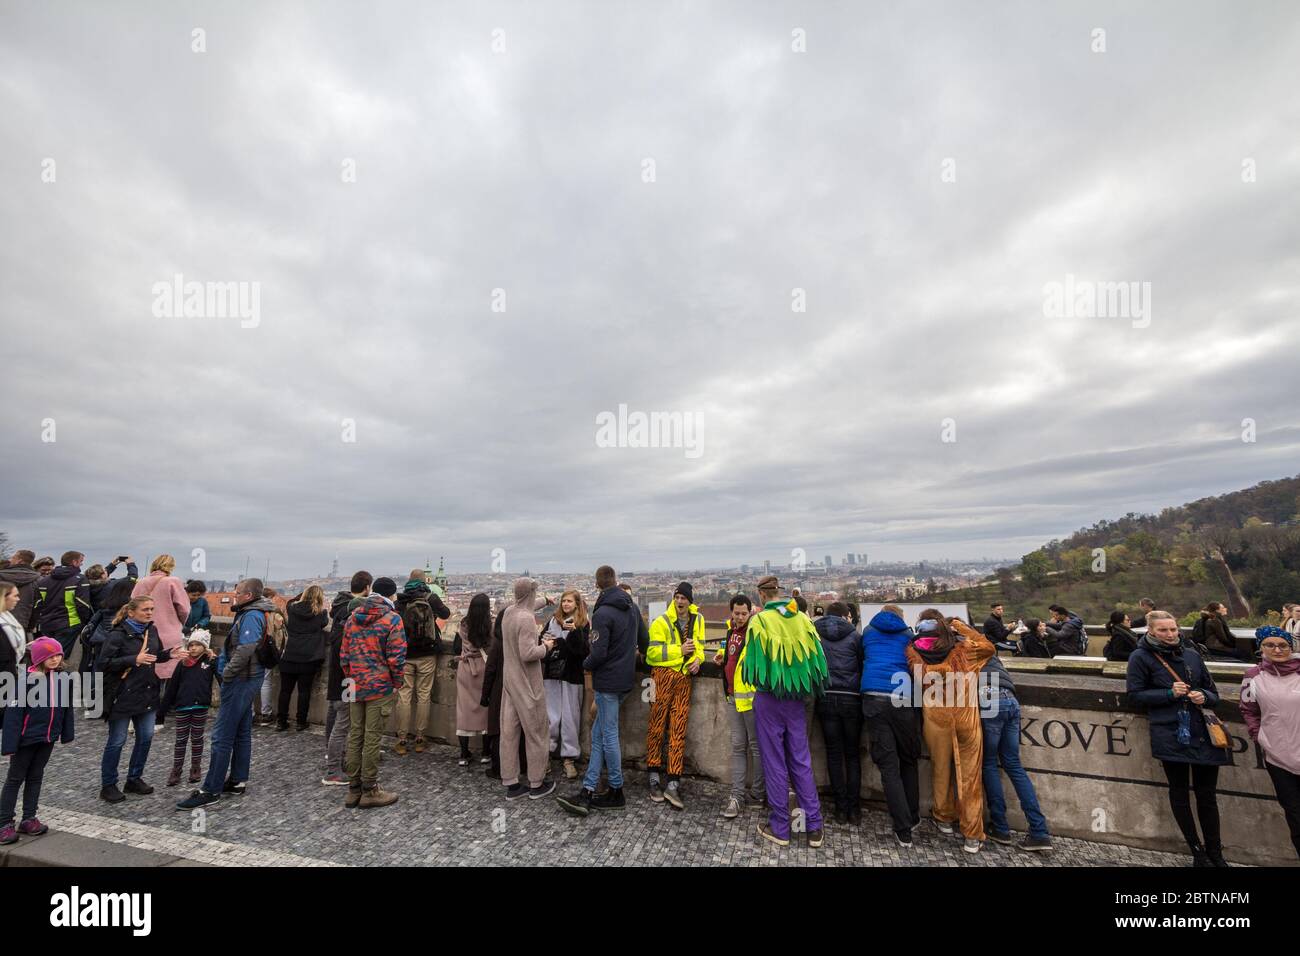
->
[764, 560, 771, 574]
[824, 555, 833, 569]
[846, 553, 856, 566]
[895, 576, 925, 600]
[425, 556, 449, 600]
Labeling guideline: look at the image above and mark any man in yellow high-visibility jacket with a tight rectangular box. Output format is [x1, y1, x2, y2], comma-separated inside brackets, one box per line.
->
[644, 581, 705, 809]
[713, 594, 765, 819]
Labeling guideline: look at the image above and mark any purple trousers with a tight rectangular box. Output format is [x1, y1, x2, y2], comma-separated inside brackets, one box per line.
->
[755, 691, 823, 839]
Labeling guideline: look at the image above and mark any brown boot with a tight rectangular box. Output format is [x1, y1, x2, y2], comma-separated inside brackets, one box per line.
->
[345, 786, 363, 809]
[413, 737, 427, 754]
[166, 768, 182, 787]
[393, 736, 409, 756]
[190, 760, 203, 784]
[359, 785, 399, 809]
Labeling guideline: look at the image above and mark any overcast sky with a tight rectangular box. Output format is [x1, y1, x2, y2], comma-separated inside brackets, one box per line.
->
[1, 1, 1297, 580]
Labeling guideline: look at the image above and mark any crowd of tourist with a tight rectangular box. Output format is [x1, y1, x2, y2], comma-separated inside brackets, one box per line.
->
[1, 545, 1299, 866]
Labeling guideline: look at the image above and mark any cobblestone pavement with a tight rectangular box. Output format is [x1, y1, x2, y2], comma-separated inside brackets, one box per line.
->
[32, 718, 1194, 867]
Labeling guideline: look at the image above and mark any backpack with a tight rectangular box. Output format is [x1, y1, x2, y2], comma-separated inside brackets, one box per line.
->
[401, 597, 436, 654]
[256, 607, 288, 668]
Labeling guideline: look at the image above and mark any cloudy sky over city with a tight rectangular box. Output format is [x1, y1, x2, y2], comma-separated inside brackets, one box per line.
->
[1, 1, 1297, 579]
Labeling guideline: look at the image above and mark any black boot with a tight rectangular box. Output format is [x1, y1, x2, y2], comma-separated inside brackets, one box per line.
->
[556, 787, 594, 816]
[1205, 843, 1230, 868]
[592, 786, 626, 810]
[1190, 845, 1213, 867]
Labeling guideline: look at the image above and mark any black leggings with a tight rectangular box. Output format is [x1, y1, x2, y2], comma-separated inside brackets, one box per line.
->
[1265, 761, 1300, 860]
[277, 669, 317, 724]
[458, 735, 490, 759]
[1161, 760, 1221, 851]
[1, 742, 54, 826]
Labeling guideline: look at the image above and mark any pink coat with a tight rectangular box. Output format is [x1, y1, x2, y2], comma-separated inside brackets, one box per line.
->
[131, 572, 190, 680]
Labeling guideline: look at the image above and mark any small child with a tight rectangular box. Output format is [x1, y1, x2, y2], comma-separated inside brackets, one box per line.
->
[1, 637, 75, 845]
[159, 629, 218, 787]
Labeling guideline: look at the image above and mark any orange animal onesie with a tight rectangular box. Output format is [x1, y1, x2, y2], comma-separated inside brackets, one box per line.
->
[906, 620, 995, 840]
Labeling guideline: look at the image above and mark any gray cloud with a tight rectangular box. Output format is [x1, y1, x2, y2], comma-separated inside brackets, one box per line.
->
[1, 1, 1297, 578]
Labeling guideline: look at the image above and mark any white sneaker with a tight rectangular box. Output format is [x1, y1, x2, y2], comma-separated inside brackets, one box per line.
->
[963, 838, 982, 854]
[720, 796, 741, 819]
[933, 817, 955, 835]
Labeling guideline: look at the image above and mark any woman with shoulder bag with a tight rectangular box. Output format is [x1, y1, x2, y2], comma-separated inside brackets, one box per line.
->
[541, 590, 590, 780]
[455, 594, 493, 767]
[97, 597, 183, 803]
[1126, 611, 1231, 867]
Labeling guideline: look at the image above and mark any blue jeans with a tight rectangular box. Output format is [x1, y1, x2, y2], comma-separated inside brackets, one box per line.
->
[203, 674, 260, 793]
[101, 711, 157, 788]
[981, 696, 1049, 838]
[583, 691, 625, 791]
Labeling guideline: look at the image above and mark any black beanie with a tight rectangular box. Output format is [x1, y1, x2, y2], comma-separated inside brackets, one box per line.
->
[674, 581, 693, 602]
[373, 577, 398, 598]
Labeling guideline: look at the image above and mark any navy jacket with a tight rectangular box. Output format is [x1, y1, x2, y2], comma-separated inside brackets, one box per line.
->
[97, 621, 165, 720]
[815, 614, 863, 694]
[159, 655, 218, 718]
[1126, 640, 1230, 766]
[983, 614, 1012, 644]
[861, 610, 915, 697]
[2, 671, 76, 753]
[35, 565, 94, 635]
[586, 587, 640, 694]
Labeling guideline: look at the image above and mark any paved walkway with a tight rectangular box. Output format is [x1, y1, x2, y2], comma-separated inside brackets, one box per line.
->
[22, 718, 1191, 867]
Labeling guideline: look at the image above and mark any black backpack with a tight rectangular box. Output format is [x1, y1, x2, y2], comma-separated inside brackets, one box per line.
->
[228, 606, 284, 670]
[401, 597, 436, 654]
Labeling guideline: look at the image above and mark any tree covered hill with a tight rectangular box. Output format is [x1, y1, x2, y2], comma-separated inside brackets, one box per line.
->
[944, 475, 1300, 625]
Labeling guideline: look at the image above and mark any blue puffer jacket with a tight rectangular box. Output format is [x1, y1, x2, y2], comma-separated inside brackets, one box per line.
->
[815, 615, 863, 694]
[861, 610, 915, 696]
[2, 672, 76, 754]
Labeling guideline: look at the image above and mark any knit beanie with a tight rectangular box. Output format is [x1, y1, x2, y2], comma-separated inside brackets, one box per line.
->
[1256, 625, 1293, 648]
[373, 577, 398, 598]
[186, 628, 212, 650]
[27, 636, 63, 669]
[674, 582, 694, 603]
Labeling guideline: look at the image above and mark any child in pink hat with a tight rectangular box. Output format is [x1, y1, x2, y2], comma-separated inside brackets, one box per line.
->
[0, 636, 75, 844]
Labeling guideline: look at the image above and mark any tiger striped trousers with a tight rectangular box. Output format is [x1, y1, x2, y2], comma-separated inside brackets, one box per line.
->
[645, 666, 692, 779]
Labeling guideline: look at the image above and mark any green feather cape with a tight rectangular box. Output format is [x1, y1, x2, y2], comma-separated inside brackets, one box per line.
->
[740, 600, 828, 699]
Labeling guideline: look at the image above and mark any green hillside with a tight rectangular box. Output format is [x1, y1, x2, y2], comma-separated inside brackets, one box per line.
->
[945, 475, 1300, 626]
